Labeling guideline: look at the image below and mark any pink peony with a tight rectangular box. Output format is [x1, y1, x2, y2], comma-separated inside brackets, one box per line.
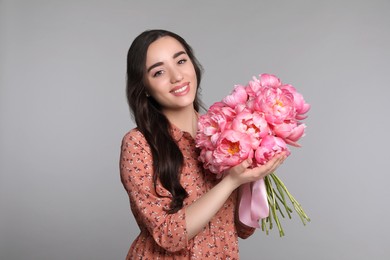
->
[196, 102, 236, 148]
[212, 130, 254, 169]
[198, 149, 224, 174]
[246, 77, 262, 98]
[273, 121, 306, 147]
[222, 85, 248, 109]
[232, 110, 270, 149]
[254, 135, 290, 166]
[259, 73, 282, 88]
[254, 86, 295, 124]
[281, 84, 311, 120]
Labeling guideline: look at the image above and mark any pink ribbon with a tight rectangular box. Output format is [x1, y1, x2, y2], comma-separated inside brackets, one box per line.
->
[238, 178, 269, 228]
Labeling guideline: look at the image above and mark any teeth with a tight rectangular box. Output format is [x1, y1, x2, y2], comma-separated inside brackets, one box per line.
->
[173, 85, 187, 93]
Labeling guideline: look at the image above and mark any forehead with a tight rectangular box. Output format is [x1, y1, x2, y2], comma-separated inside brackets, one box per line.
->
[145, 36, 186, 64]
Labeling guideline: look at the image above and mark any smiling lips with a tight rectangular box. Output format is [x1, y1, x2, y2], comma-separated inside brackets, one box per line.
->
[170, 82, 190, 96]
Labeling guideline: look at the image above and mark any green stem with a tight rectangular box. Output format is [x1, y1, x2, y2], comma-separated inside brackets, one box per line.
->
[260, 173, 310, 236]
[270, 174, 311, 225]
[265, 175, 284, 237]
[271, 174, 293, 219]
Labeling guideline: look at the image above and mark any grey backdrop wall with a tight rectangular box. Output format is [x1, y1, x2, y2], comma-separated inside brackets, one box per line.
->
[1, 0, 389, 259]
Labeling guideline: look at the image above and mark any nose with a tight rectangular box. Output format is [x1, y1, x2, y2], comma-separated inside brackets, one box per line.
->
[169, 68, 183, 83]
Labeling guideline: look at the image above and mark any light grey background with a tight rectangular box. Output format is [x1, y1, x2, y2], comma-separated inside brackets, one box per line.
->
[1, 0, 389, 259]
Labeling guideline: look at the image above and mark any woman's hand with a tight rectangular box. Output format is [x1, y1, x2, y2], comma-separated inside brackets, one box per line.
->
[185, 152, 286, 240]
[224, 152, 287, 189]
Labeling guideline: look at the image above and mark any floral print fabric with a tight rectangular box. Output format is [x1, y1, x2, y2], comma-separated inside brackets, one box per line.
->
[120, 125, 255, 259]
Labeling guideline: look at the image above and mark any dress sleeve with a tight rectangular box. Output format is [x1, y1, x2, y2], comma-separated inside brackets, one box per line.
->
[234, 191, 256, 239]
[235, 217, 256, 239]
[120, 130, 189, 252]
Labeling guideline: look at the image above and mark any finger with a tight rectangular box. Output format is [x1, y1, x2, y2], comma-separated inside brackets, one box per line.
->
[267, 154, 283, 167]
[269, 154, 286, 172]
[243, 158, 252, 168]
[231, 158, 252, 175]
[263, 153, 284, 173]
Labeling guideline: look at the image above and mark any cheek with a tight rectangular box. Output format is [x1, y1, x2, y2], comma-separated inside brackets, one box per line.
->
[194, 76, 199, 90]
[190, 68, 198, 86]
[144, 78, 166, 94]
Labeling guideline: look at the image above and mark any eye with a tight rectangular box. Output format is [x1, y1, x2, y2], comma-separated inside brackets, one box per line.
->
[152, 70, 164, 77]
[178, 59, 187, 64]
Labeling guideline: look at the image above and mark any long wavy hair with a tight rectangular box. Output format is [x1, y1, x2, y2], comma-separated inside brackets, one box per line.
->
[126, 29, 204, 213]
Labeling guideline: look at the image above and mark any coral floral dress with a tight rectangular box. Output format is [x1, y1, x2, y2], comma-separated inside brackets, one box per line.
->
[120, 125, 255, 259]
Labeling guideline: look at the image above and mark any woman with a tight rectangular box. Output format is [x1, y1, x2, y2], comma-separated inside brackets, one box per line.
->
[120, 29, 286, 259]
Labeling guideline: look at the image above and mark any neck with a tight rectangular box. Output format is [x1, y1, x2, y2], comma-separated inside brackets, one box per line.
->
[163, 106, 198, 138]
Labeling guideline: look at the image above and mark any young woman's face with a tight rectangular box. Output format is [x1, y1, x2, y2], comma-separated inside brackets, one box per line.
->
[143, 36, 198, 113]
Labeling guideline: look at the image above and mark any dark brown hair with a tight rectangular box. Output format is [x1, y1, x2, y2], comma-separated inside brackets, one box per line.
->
[126, 29, 204, 213]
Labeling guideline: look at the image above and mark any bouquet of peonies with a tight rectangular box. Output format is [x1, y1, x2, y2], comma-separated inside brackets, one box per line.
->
[196, 73, 310, 236]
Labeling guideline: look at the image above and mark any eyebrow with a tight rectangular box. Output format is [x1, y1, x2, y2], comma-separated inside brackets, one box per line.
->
[146, 51, 187, 73]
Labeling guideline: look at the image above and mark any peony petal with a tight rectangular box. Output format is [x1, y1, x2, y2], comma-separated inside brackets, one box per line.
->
[285, 139, 301, 147]
[259, 74, 282, 88]
[223, 85, 248, 108]
[287, 124, 306, 142]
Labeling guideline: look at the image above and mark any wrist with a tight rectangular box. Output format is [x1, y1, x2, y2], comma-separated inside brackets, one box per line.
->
[221, 172, 241, 191]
